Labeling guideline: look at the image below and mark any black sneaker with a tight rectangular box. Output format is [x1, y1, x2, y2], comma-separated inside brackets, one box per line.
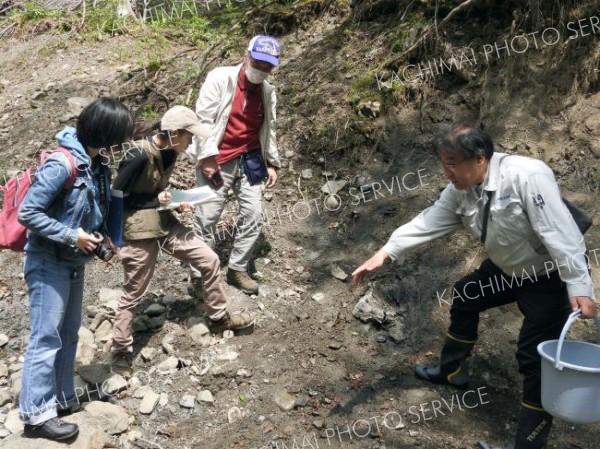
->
[24, 417, 79, 440]
[57, 403, 82, 417]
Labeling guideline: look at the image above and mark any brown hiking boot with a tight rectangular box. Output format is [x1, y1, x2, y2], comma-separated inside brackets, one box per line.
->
[208, 311, 256, 334]
[109, 351, 133, 378]
[187, 277, 204, 302]
[226, 269, 259, 295]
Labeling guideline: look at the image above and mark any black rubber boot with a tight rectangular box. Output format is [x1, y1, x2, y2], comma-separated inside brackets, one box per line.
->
[514, 405, 552, 449]
[414, 334, 474, 389]
[477, 405, 552, 449]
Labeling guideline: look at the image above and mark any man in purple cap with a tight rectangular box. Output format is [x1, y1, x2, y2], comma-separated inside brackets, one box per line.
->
[187, 35, 282, 296]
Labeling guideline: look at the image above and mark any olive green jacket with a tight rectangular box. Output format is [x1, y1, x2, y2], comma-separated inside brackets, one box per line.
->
[123, 139, 178, 241]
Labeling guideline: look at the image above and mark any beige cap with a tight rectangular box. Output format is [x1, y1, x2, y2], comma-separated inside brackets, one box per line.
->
[161, 105, 213, 138]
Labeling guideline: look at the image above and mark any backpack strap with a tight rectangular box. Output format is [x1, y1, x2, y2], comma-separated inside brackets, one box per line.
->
[40, 147, 79, 190]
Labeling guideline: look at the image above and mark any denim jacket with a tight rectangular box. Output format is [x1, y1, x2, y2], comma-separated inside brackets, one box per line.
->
[18, 127, 108, 264]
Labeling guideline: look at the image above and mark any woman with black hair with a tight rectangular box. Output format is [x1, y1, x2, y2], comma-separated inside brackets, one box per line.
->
[109, 106, 255, 378]
[17, 98, 134, 441]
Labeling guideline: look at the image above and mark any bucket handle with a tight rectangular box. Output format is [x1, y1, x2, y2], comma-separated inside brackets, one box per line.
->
[554, 310, 600, 370]
[555, 310, 581, 371]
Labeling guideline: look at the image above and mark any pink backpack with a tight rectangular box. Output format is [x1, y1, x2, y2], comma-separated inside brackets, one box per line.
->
[0, 148, 77, 251]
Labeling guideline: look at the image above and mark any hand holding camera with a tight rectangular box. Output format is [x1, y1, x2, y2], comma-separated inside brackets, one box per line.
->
[75, 228, 115, 261]
[91, 232, 115, 262]
[76, 228, 102, 254]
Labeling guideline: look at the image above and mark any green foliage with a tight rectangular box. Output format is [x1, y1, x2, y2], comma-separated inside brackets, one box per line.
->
[347, 71, 381, 106]
[387, 10, 428, 54]
[18, 2, 52, 21]
[146, 57, 162, 71]
[9, 1, 65, 23]
[148, 14, 213, 46]
[85, 1, 135, 38]
[140, 104, 160, 119]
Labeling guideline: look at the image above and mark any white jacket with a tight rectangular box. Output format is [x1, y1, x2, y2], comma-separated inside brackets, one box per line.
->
[383, 152, 594, 298]
[187, 63, 281, 168]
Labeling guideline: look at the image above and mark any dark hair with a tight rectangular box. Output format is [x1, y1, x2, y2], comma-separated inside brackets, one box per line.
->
[434, 124, 494, 160]
[76, 98, 134, 150]
[133, 120, 162, 140]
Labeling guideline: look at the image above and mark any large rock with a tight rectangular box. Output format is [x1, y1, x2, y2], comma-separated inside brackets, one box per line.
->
[330, 265, 348, 281]
[76, 365, 126, 399]
[78, 364, 111, 385]
[0, 334, 8, 347]
[100, 373, 128, 397]
[9, 374, 21, 400]
[3, 409, 21, 434]
[352, 290, 388, 324]
[187, 317, 210, 345]
[0, 362, 8, 378]
[321, 180, 348, 195]
[132, 385, 153, 399]
[0, 389, 11, 406]
[227, 406, 242, 423]
[98, 287, 121, 312]
[157, 356, 180, 373]
[76, 327, 96, 366]
[67, 97, 94, 117]
[144, 303, 165, 317]
[320, 307, 339, 329]
[139, 390, 160, 415]
[272, 389, 296, 411]
[83, 401, 129, 435]
[197, 390, 214, 404]
[140, 347, 157, 362]
[179, 395, 195, 409]
[94, 320, 112, 344]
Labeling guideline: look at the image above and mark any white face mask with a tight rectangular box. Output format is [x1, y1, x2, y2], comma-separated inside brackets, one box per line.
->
[245, 66, 270, 84]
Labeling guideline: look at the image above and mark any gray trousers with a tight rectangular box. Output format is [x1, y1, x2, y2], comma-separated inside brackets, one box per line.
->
[192, 157, 263, 274]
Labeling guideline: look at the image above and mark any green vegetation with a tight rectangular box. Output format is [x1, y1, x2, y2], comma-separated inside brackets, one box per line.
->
[140, 104, 160, 119]
[347, 71, 381, 106]
[11, 1, 63, 22]
[387, 10, 428, 53]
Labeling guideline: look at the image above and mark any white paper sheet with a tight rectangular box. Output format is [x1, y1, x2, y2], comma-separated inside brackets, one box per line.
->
[157, 186, 216, 210]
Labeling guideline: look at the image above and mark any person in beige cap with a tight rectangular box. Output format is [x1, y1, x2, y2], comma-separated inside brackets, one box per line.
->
[109, 106, 255, 377]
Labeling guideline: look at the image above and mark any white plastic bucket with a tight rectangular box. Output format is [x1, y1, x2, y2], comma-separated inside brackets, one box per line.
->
[537, 310, 600, 424]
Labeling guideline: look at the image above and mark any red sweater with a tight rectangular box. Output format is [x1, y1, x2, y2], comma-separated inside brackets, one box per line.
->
[216, 67, 264, 165]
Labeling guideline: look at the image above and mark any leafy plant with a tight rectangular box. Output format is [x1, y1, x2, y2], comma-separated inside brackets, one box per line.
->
[141, 104, 160, 119]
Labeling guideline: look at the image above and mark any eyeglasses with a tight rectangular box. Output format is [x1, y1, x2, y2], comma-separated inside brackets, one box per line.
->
[439, 158, 469, 169]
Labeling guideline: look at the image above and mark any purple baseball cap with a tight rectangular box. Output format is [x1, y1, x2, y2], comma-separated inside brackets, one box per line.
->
[247, 35, 281, 67]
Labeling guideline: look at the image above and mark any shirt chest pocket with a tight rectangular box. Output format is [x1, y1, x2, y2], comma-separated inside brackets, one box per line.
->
[458, 207, 480, 240]
[67, 178, 92, 213]
[490, 201, 530, 245]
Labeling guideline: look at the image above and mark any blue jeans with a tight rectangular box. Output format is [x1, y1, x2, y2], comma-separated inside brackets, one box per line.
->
[19, 251, 84, 425]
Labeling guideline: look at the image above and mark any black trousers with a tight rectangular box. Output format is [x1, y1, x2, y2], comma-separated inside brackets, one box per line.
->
[447, 259, 571, 406]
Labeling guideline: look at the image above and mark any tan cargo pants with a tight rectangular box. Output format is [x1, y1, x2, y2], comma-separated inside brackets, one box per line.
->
[112, 222, 227, 353]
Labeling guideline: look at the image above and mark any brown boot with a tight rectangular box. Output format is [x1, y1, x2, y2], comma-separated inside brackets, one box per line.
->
[109, 350, 133, 378]
[226, 269, 259, 295]
[208, 311, 256, 334]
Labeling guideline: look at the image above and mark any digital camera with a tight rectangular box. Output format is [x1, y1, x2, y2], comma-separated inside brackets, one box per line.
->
[92, 232, 114, 262]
